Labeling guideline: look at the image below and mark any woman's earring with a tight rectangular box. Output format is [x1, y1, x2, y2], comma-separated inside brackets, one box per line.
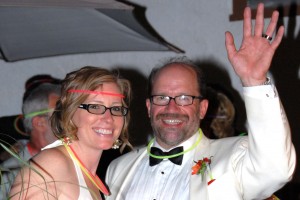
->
[62, 135, 74, 145]
[111, 139, 122, 149]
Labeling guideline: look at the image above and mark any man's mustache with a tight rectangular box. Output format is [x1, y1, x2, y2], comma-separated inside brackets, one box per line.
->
[156, 113, 188, 120]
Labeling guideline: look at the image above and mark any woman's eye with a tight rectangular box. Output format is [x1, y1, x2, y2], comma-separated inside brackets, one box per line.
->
[90, 104, 100, 109]
[112, 107, 121, 111]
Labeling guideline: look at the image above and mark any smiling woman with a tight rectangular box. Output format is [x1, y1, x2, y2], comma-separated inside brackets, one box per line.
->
[9, 66, 132, 200]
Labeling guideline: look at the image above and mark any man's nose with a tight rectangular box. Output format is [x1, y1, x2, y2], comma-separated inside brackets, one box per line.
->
[165, 98, 180, 111]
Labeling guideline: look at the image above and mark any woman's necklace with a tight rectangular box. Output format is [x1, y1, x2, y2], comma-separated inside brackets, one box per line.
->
[147, 128, 203, 159]
[62, 142, 110, 195]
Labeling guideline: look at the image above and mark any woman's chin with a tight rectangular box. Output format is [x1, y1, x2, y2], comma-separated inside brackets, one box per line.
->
[97, 142, 115, 150]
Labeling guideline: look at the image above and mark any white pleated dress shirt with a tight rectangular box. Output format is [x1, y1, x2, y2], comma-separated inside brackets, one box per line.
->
[124, 132, 200, 200]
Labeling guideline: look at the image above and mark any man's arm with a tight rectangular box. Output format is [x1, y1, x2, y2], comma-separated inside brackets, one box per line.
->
[239, 85, 296, 199]
[225, 3, 296, 199]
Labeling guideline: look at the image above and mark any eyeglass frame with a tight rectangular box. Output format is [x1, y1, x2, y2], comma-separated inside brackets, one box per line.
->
[150, 95, 203, 106]
[78, 104, 128, 116]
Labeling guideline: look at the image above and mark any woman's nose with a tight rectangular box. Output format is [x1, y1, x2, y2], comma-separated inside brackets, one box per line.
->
[100, 108, 114, 121]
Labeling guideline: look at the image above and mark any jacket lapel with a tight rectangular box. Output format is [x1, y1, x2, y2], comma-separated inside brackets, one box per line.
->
[116, 148, 148, 200]
[190, 134, 211, 200]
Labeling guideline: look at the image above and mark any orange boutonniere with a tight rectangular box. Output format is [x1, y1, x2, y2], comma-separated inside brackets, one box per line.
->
[192, 157, 215, 185]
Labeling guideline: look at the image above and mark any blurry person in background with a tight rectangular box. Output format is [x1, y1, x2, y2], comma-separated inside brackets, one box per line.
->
[201, 84, 240, 139]
[0, 82, 61, 199]
[0, 75, 61, 162]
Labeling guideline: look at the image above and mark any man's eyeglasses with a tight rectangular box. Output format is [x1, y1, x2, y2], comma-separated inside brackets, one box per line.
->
[150, 95, 203, 106]
[79, 104, 128, 116]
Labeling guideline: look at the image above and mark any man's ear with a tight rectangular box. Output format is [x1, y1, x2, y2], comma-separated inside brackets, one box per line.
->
[32, 116, 47, 131]
[199, 99, 209, 119]
[146, 98, 151, 118]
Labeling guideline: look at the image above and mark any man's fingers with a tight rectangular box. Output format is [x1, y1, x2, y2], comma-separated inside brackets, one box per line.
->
[243, 6, 252, 38]
[265, 10, 280, 39]
[271, 25, 284, 50]
[254, 3, 265, 37]
[225, 31, 236, 60]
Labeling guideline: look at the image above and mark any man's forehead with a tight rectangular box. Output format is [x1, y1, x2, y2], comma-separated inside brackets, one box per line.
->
[158, 64, 195, 76]
[154, 64, 196, 82]
[152, 64, 200, 95]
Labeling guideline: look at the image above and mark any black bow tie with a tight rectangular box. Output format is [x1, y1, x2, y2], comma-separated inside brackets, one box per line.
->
[149, 146, 184, 166]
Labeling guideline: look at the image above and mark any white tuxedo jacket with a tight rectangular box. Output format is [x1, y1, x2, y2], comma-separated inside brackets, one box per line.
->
[106, 88, 296, 200]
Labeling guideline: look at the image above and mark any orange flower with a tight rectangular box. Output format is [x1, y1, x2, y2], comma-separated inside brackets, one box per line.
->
[192, 157, 211, 176]
[192, 157, 215, 185]
[192, 160, 203, 175]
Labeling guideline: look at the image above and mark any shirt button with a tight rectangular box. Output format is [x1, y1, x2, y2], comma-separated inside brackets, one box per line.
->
[161, 171, 164, 174]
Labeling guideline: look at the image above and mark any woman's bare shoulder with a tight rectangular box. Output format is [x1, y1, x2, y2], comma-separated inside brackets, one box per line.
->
[32, 146, 73, 176]
[33, 146, 67, 162]
[10, 146, 77, 199]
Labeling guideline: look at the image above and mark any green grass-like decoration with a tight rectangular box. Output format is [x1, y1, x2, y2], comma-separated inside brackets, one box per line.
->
[0, 140, 101, 199]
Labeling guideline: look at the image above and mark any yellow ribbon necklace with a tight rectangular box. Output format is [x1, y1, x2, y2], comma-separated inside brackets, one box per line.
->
[62, 141, 110, 195]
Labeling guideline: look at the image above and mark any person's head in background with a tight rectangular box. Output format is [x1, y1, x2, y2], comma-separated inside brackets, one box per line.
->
[201, 84, 236, 139]
[146, 56, 208, 149]
[22, 82, 61, 155]
[23, 75, 61, 103]
[51, 66, 132, 152]
[0, 75, 61, 162]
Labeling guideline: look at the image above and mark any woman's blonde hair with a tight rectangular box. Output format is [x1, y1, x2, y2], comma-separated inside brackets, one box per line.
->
[51, 66, 132, 151]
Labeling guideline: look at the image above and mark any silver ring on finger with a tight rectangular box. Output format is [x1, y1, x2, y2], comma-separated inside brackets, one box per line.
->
[262, 34, 272, 41]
